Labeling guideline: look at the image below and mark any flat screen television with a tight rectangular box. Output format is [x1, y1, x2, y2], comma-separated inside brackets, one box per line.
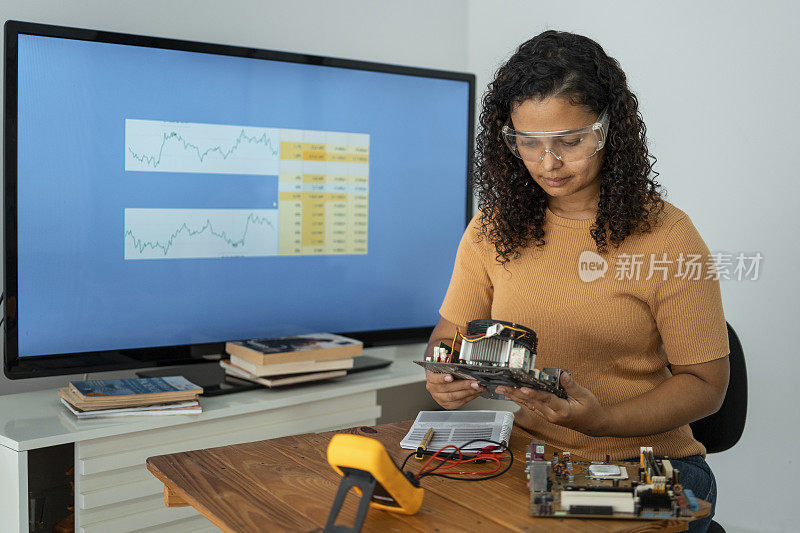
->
[3, 21, 474, 379]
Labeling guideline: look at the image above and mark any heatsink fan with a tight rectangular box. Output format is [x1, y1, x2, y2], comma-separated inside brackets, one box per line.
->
[415, 319, 569, 399]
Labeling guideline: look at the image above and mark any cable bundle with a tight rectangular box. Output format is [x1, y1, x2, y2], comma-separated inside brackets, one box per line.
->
[400, 439, 514, 482]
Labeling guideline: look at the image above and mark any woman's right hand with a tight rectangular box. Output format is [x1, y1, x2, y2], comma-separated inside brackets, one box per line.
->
[425, 371, 486, 409]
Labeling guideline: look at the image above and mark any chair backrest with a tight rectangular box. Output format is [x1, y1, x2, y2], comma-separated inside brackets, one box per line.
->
[688, 322, 747, 454]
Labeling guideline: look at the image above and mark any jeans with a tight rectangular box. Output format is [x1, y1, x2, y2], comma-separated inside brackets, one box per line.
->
[669, 455, 717, 533]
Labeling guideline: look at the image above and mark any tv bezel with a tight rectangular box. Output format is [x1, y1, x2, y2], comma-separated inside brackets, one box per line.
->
[3, 20, 475, 379]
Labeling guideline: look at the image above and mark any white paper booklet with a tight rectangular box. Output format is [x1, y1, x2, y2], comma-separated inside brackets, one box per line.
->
[400, 410, 514, 453]
[60, 398, 201, 418]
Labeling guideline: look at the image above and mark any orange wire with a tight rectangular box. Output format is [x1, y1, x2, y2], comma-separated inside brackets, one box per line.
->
[449, 328, 462, 362]
[436, 454, 503, 475]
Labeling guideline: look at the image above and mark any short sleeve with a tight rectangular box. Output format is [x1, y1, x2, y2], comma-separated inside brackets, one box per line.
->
[438, 217, 493, 326]
[648, 215, 730, 366]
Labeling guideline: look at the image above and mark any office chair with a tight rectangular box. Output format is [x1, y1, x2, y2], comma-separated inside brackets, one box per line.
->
[689, 322, 747, 453]
[687, 322, 747, 533]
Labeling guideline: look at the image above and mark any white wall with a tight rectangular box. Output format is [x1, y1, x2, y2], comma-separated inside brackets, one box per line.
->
[466, 2, 799, 532]
[0, 0, 468, 395]
[1, 1, 796, 531]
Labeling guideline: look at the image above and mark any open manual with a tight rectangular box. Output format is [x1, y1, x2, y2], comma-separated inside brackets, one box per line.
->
[400, 410, 514, 453]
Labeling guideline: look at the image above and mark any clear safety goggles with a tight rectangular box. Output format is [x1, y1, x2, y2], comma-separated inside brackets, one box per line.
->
[502, 108, 610, 163]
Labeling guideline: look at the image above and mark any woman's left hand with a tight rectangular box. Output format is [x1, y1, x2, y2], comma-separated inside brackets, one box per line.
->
[495, 372, 615, 437]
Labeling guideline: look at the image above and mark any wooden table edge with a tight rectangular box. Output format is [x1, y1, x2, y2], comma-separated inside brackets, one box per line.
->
[146, 456, 241, 533]
[145, 421, 713, 533]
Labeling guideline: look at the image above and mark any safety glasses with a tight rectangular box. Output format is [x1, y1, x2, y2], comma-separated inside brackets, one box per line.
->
[502, 109, 609, 163]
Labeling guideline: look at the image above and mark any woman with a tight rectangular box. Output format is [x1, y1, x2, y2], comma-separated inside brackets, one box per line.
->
[425, 31, 728, 532]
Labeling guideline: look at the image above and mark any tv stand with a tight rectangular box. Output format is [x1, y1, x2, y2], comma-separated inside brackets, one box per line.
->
[136, 361, 262, 396]
[136, 355, 394, 396]
[0, 343, 427, 533]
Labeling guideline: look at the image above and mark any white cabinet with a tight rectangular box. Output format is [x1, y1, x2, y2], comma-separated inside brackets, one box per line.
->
[0, 344, 426, 533]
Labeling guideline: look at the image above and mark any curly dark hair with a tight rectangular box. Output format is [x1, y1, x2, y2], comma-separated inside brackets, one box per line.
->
[475, 30, 664, 264]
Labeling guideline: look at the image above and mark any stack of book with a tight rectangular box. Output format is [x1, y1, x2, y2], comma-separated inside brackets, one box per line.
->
[59, 376, 203, 419]
[221, 332, 363, 388]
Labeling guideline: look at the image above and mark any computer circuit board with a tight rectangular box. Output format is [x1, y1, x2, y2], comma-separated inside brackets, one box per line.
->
[414, 319, 569, 399]
[525, 442, 700, 520]
[414, 360, 568, 399]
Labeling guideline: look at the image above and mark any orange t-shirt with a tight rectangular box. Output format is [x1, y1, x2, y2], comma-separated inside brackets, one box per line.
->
[439, 200, 729, 460]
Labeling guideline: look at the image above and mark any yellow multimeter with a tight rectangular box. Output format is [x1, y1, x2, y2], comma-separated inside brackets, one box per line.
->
[325, 434, 424, 532]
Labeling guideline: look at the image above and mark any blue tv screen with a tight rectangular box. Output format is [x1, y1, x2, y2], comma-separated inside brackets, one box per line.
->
[4, 22, 473, 370]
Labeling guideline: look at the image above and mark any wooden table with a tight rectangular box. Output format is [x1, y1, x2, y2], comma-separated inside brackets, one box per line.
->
[146, 421, 709, 532]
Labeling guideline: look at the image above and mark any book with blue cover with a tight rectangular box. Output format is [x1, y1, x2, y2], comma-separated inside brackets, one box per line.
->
[69, 376, 202, 400]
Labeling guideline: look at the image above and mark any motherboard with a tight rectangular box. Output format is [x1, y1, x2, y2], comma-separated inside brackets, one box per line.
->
[414, 319, 569, 399]
[525, 442, 700, 520]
